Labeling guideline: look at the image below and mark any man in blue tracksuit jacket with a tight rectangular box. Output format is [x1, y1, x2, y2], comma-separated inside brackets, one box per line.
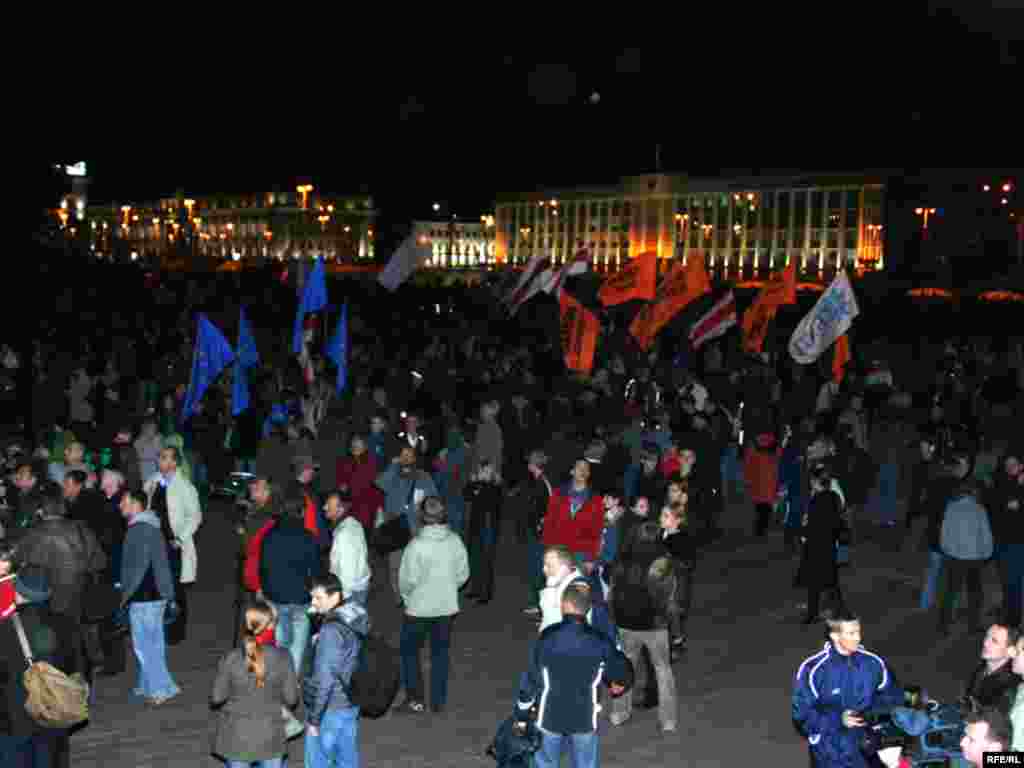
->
[792, 613, 903, 768]
[516, 582, 632, 768]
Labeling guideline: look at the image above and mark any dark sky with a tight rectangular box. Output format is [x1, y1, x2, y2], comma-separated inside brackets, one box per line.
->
[50, 3, 1021, 223]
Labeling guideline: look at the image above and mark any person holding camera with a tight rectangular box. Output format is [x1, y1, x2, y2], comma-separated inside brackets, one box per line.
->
[792, 613, 903, 768]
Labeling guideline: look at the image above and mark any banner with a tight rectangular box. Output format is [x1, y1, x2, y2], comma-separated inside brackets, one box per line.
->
[545, 248, 590, 298]
[833, 333, 851, 384]
[507, 255, 549, 315]
[629, 256, 711, 351]
[378, 235, 430, 292]
[789, 271, 860, 364]
[689, 291, 737, 350]
[559, 291, 599, 374]
[741, 261, 797, 354]
[598, 251, 658, 306]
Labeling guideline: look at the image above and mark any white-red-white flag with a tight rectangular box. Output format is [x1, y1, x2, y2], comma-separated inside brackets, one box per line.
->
[689, 291, 737, 349]
[544, 248, 590, 299]
[505, 255, 547, 315]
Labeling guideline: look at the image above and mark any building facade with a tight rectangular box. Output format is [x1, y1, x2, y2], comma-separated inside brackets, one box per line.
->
[70, 188, 377, 268]
[495, 172, 886, 281]
[413, 217, 496, 268]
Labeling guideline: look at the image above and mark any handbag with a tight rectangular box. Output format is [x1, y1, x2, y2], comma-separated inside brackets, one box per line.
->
[371, 478, 416, 555]
[11, 612, 90, 729]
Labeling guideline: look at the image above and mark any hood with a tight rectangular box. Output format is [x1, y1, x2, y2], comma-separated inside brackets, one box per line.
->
[130, 510, 161, 528]
[419, 524, 453, 541]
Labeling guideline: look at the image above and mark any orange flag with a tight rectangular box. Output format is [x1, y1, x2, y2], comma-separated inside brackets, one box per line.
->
[629, 256, 711, 351]
[832, 334, 851, 384]
[741, 261, 797, 354]
[598, 251, 658, 306]
[560, 291, 600, 374]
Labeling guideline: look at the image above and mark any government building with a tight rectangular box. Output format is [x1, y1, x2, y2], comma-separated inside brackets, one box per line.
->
[62, 183, 377, 269]
[494, 172, 886, 281]
[413, 217, 496, 268]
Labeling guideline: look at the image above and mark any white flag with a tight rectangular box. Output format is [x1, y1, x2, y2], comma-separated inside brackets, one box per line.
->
[504, 255, 546, 311]
[788, 272, 860, 364]
[378, 235, 430, 292]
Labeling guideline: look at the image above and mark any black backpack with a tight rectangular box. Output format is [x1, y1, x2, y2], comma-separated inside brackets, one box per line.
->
[326, 618, 400, 718]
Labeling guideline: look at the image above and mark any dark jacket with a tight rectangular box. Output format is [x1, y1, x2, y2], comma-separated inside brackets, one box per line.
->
[966, 661, 1022, 715]
[303, 608, 360, 725]
[211, 645, 299, 761]
[522, 473, 552, 535]
[464, 480, 503, 535]
[610, 552, 675, 632]
[66, 488, 124, 581]
[662, 528, 697, 567]
[517, 615, 631, 735]
[988, 473, 1024, 547]
[120, 511, 176, 605]
[792, 641, 903, 768]
[797, 490, 843, 590]
[623, 464, 667, 509]
[259, 518, 321, 606]
[0, 602, 80, 737]
[111, 443, 142, 491]
[16, 516, 107, 617]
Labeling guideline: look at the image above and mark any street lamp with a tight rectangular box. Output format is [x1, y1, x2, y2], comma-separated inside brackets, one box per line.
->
[914, 207, 937, 230]
[432, 203, 441, 212]
[297, 184, 314, 210]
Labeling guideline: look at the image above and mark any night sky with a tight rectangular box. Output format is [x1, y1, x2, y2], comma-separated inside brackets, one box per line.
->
[45, 4, 1020, 227]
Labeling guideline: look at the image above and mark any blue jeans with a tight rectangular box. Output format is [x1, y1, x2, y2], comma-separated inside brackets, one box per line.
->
[446, 495, 465, 537]
[721, 443, 742, 495]
[225, 760, 283, 768]
[869, 462, 900, 526]
[0, 731, 66, 768]
[304, 707, 360, 768]
[920, 549, 946, 611]
[535, 730, 599, 768]
[347, 588, 369, 609]
[400, 615, 452, 709]
[273, 603, 311, 678]
[236, 458, 257, 473]
[526, 529, 544, 608]
[130, 600, 180, 699]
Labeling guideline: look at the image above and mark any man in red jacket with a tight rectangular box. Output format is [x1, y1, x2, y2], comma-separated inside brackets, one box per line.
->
[543, 459, 604, 566]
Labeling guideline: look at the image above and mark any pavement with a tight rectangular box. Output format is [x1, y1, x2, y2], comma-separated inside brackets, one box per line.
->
[69, 491, 999, 767]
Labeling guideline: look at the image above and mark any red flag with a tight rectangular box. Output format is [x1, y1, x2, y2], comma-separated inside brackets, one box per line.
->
[559, 291, 599, 374]
[629, 256, 711, 350]
[598, 251, 658, 306]
[741, 261, 797, 354]
[833, 334, 851, 384]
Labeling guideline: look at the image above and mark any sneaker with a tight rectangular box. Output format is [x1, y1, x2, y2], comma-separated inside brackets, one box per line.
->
[661, 722, 678, 733]
[284, 715, 305, 740]
[522, 606, 541, 616]
[393, 699, 426, 715]
[609, 712, 630, 726]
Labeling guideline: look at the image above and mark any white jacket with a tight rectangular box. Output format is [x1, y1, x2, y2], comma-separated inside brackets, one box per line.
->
[329, 517, 371, 598]
[145, 471, 203, 583]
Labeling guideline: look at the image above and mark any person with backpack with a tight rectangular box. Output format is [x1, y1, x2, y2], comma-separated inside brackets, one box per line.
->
[210, 599, 299, 768]
[0, 566, 80, 768]
[304, 573, 362, 768]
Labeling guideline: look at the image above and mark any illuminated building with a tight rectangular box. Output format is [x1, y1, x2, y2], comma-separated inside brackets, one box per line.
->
[78, 188, 377, 268]
[412, 217, 496, 268]
[494, 172, 886, 280]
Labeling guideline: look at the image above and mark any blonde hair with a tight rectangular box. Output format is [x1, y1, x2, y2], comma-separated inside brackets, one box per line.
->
[242, 601, 275, 688]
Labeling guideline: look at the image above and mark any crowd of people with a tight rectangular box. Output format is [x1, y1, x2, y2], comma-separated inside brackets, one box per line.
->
[0, 278, 1023, 767]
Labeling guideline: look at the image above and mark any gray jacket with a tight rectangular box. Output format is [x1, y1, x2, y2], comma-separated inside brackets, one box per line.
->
[303, 607, 360, 725]
[941, 493, 994, 561]
[120, 511, 175, 604]
[211, 645, 298, 762]
[375, 464, 437, 532]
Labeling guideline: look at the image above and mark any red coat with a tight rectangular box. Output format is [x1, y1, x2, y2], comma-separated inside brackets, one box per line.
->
[0, 576, 14, 622]
[744, 444, 782, 505]
[243, 519, 276, 593]
[336, 455, 384, 531]
[542, 488, 605, 560]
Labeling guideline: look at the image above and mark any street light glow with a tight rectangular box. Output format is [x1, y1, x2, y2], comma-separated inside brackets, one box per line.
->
[1004, 183, 1013, 193]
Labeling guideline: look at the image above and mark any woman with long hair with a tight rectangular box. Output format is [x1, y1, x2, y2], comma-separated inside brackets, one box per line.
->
[211, 600, 299, 768]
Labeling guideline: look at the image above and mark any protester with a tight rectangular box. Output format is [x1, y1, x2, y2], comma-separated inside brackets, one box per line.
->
[463, 460, 503, 605]
[324, 488, 371, 609]
[119, 489, 180, 706]
[335, 435, 383, 532]
[961, 708, 1012, 766]
[964, 623, 1022, 715]
[522, 449, 553, 618]
[210, 599, 299, 768]
[397, 496, 469, 714]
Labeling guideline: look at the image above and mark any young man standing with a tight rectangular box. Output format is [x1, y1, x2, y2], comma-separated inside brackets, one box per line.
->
[324, 488, 371, 609]
[305, 574, 361, 768]
[792, 614, 902, 768]
[964, 623, 1022, 715]
[961, 707, 1012, 767]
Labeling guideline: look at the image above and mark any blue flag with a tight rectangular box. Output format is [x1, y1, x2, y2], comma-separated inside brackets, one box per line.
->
[325, 302, 348, 394]
[182, 314, 235, 423]
[293, 259, 328, 355]
[232, 306, 260, 416]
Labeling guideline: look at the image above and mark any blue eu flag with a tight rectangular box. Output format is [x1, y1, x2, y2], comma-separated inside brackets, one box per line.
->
[293, 259, 328, 355]
[182, 313, 235, 423]
[325, 302, 348, 394]
[232, 306, 260, 416]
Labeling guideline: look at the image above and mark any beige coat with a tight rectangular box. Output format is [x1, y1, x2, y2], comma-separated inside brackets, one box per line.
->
[145, 471, 203, 583]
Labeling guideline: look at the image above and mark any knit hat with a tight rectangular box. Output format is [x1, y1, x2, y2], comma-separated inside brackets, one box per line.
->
[15, 566, 51, 604]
